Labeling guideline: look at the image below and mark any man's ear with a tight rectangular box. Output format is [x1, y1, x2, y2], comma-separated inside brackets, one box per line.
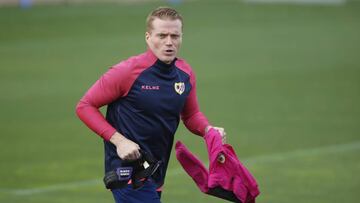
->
[145, 32, 150, 42]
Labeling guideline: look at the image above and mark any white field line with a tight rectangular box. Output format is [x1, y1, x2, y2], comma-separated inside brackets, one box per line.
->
[2, 141, 360, 196]
[4, 179, 101, 196]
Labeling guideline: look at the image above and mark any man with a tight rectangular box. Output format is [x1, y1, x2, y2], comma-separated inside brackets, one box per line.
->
[76, 7, 225, 203]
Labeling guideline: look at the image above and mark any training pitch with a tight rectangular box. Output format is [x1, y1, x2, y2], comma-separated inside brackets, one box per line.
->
[0, 0, 359, 202]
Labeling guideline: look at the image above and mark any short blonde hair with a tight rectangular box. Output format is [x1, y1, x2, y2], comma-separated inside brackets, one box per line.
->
[146, 7, 183, 32]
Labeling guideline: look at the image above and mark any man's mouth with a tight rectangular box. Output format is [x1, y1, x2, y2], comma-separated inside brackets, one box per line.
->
[164, 49, 174, 55]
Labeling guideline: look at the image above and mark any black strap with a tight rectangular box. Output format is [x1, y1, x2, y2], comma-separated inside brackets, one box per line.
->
[103, 150, 162, 190]
[131, 151, 162, 189]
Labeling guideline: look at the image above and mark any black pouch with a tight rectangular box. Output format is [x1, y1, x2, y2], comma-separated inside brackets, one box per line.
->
[103, 150, 162, 190]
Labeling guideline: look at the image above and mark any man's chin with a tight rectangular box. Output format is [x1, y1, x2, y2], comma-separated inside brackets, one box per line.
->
[160, 56, 175, 64]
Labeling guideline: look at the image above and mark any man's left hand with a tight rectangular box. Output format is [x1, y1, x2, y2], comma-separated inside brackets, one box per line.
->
[205, 126, 226, 144]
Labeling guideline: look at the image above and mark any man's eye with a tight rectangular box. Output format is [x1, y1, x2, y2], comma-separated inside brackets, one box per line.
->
[171, 35, 179, 39]
[159, 34, 166, 39]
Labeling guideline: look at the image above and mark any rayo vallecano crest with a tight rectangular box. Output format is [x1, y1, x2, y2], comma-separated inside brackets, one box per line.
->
[174, 82, 185, 95]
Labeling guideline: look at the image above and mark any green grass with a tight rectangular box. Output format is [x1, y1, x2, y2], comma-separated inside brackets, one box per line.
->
[1, 0, 359, 202]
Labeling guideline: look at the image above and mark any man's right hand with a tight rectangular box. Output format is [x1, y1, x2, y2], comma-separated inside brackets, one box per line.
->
[109, 132, 141, 161]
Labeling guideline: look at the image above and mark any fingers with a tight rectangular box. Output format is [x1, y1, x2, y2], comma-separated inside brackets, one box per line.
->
[222, 135, 227, 144]
[116, 139, 141, 161]
[213, 127, 226, 144]
[205, 125, 213, 133]
[122, 148, 141, 161]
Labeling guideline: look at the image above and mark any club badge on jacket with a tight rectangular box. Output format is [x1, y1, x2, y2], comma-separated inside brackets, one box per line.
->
[174, 82, 185, 95]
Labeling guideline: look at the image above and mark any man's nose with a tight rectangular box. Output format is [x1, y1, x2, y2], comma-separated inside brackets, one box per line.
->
[165, 36, 173, 46]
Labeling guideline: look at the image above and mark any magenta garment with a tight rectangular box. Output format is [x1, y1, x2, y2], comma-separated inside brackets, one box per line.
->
[175, 128, 260, 203]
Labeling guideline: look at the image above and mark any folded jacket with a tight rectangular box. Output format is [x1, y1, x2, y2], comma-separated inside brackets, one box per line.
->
[175, 128, 260, 203]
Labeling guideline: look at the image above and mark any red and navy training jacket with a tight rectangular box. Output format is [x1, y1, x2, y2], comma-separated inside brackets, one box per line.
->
[76, 49, 209, 190]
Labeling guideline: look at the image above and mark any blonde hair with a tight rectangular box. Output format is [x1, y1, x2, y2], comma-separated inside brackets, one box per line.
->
[146, 7, 183, 32]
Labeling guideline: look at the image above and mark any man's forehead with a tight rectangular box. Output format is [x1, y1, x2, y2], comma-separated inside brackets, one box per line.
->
[151, 18, 182, 32]
[153, 30, 182, 35]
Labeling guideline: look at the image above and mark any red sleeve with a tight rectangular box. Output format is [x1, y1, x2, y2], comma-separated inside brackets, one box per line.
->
[76, 51, 157, 141]
[179, 63, 210, 137]
[75, 61, 136, 141]
[76, 66, 126, 141]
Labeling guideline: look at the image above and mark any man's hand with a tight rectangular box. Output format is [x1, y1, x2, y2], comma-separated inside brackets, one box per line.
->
[110, 132, 141, 161]
[205, 125, 227, 144]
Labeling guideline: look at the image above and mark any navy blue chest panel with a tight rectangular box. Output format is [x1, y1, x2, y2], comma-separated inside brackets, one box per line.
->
[106, 64, 192, 147]
[125, 65, 191, 119]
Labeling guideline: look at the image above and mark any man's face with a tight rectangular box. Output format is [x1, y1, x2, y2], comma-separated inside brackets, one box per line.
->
[146, 18, 182, 64]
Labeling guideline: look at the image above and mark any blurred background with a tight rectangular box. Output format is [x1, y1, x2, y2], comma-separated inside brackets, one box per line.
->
[0, 0, 359, 202]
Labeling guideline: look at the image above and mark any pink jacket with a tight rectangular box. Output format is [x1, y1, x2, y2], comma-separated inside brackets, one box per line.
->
[175, 128, 260, 203]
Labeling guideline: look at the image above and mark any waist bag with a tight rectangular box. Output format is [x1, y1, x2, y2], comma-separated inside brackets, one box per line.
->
[104, 150, 162, 190]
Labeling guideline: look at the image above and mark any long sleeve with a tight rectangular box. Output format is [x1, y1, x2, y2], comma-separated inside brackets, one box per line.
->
[76, 50, 160, 141]
[75, 64, 133, 141]
[180, 71, 210, 136]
